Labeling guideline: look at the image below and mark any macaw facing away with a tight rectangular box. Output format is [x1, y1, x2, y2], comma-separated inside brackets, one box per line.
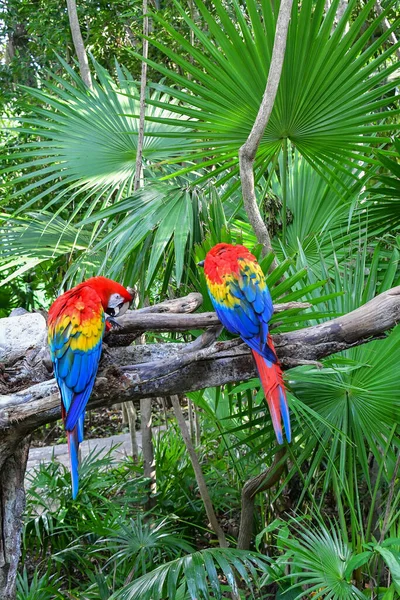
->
[201, 243, 291, 444]
[48, 276, 133, 498]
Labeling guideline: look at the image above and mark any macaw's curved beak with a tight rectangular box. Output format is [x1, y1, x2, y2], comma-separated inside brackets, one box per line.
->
[197, 260, 205, 267]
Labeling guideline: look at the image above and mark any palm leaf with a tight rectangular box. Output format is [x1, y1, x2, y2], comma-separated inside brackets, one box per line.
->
[135, 0, 399, 190]
[277, 519, 366, 600]
[110, 547, 270, 600]
[1, 57, 191, 218]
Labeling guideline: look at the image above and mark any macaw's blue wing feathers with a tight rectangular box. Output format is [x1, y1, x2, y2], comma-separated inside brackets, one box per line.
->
[48, 287, 106, 498]
[64, 375, 97, 431]
[204, 243, 291, 444]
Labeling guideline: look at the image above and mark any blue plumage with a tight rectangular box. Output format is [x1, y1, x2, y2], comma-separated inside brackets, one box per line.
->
[49, 298, 105, 499]
[204, 243, 291, 444]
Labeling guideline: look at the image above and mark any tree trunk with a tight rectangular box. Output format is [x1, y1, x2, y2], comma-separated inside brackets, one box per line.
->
[194, 405, 201, 447]
[0, 435, 30, 600]
[66, 0, 92, 88]
[188, 399, 195, 442]
[134, 0, 149, 191]
[126, 402, 139, 461]
[239, 0, 294, 257]
[141, 397, 156, 508]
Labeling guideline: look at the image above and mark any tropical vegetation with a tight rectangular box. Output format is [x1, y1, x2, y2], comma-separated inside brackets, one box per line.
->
[1, 0, 399, 597]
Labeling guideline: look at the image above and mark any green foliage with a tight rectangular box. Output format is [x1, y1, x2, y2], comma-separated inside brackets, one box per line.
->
[2, 0, 400, 596]
[260, 519, 400, 600]
[2, 59, 189, 210]
[363, 138, 400, 238]
[16, 568, 62, 600]
[102, 516, 194, 571]
[23, 448, 148, 561]
[141, 0, 399, 187]
[279, 520, 365, 600]
[111, 547, 270, 600]
[0, 0, 195, 107]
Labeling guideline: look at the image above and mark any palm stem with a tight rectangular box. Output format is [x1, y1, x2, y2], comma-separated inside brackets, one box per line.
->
[281, 137, 288, 245]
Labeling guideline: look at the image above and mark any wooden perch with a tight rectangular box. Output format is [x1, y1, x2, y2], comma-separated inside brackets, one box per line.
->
[1, 286, 400, 438]
[109, 297, 311, 336]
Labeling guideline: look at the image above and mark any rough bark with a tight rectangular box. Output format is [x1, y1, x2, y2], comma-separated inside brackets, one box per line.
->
[66, 0, 92, 88]
[0, 436, 30, 600]
[140, 397, 156, 508]
[239, 0, 294, 255]
[2, 285, 400, 436]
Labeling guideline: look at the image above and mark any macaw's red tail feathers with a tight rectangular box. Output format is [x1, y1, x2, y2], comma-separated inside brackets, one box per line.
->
[251, 349, 291, 444]
[67, 427, 80, 500]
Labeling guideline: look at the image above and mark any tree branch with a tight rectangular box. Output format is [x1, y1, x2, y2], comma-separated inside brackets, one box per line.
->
[237, 449, 287, 550]
[66, 0, 92, 88]
[170, 395, 228, 548]
[134, 0, 149, 191]
[239, 0, 294, 255]
[374, 0, 400, 61]
[1, 285, 400, 441]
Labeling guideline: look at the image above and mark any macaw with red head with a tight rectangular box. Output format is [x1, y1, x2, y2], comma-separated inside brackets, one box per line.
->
[48, 276, 133, 498]
[201, 243, 291, 444]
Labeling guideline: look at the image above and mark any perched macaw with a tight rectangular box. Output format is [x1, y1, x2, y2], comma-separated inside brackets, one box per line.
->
[48, 276, 133, 498]
[201, 243, 291, 444]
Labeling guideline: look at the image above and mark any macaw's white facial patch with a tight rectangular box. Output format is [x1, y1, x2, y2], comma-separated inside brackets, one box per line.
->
[106, 294, 130, 317]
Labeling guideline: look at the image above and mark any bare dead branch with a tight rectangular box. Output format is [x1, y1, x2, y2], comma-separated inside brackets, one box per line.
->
[1, 285, 400, 443]
[170, 395, 229, 549]
[109, 299, 311, 336]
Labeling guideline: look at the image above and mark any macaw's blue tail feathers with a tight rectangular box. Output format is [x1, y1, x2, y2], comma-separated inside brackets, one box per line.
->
[77, 412, 85, 443]
[67, 427, 80, 499]
[251, 349, 291, 444]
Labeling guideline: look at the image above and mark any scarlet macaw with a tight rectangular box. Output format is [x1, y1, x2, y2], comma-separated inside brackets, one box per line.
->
[201, 243, 291, 444]
[48, 276, 133, 498]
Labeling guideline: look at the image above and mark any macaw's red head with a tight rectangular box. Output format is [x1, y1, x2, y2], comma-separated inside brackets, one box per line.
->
[201, 243, 257, 284]
[85, 276, 134, 318]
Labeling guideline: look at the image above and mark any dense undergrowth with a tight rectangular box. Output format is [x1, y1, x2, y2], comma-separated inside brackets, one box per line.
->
[20, 418, 400, 600]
